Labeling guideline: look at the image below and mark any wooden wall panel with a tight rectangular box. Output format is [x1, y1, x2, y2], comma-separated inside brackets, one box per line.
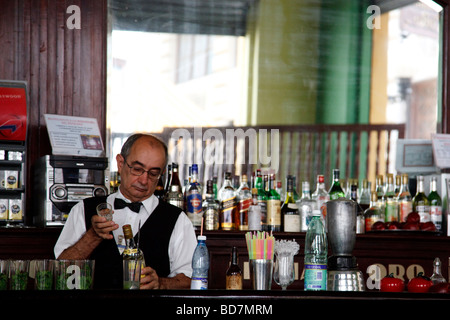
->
[0, 0, 107, 224]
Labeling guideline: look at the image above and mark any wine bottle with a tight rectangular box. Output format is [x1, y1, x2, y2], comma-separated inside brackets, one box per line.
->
[226, 246, 242, 290]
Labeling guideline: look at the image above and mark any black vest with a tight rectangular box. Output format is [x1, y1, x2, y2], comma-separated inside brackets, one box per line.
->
[83, 196, 181, 289]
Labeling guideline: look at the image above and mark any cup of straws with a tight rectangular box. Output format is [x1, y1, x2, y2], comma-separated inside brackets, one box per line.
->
[245, 231, 275, 290]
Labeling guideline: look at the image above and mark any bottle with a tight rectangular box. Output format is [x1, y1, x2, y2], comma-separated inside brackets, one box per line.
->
[186, 164, 203, 227]
[226, 246, 243, 290]
[183, 166, 192, 212]
[218, 172, 237, 230]
[282, 175, 300, 232]
[364, 192, 383, 231]
[248, 188, 262, 231]
[304, 209, 327, 291]
[298, 181, 317, 232]
[292, 176, 300, 201]
[255, 170, 268, 230]
[430, 257, 446, 284]
[203, 180, 219, 231]
[266, 173, 281, 232]
[236, 174, 252, 231]
[397, 173, 412, 222]
[413, 175, 430, 222]
[429, 176, 443, 231]
[122, 224, 145, 289]
[395, 174, 401, 196]
[312, 174, 329, 215]
[164, 164, 172, 193]
[375, 175, 385, 214]
[276, 180, 284, 202]
[165, 163, 184, 210]
[359, 179, 371, 211]
[383, 173, 399, 222]
[351, 184, 365, 234]
[190, 235, 209, 290]
[328, 169, 345, 200]
[154, 175, 165, 200]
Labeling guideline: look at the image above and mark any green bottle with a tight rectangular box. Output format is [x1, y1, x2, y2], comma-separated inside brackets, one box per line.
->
[413, 175, 430, 222]
[328, 169, 345, 200]
[255, 170, 267, 229]
[428, 176, 442, 231]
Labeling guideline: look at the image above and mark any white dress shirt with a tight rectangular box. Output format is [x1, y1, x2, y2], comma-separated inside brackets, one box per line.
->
[54, 191, 197, 278]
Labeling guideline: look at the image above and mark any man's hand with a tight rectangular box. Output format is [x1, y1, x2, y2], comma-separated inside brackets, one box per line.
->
[140, 267, 191, 290]
[91, 214, 119, 240]
[140, 266, 160, 289]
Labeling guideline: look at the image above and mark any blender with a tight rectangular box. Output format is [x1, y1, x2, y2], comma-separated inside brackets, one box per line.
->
[326, 198, 365, 291]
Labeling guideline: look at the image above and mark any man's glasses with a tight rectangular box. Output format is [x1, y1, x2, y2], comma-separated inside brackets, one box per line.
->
[124, 160, 161, 181]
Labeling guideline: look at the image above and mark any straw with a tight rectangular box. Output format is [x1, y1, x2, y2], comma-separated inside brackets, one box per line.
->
[245, 231, 275, 260]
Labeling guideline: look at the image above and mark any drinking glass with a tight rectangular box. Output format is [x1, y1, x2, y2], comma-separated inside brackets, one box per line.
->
[273, 252, 295, 290]
[34, 259, 55, 290]
[9, 260, 29, 290]
[96, 203, 113, 221]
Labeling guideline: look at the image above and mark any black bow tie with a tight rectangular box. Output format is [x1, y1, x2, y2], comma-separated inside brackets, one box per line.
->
[114, 198, 142, 213]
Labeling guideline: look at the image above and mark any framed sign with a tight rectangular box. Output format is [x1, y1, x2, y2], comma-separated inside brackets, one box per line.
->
[431, 134, 450, 169]
[0, 81, 28, 142]
[395, 139, 438, 174]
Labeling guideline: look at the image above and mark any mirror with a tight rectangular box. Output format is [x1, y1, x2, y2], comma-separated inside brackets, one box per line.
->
[106, 0, 443, 188]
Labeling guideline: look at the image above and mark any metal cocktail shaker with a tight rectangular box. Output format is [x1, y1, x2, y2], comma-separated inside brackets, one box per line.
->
[326, 198, 356, 256]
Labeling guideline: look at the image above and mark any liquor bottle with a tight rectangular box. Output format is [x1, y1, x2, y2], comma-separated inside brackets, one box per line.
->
[276, 180, 284, 202]
[122, 224, 145, 290]
[304, 209, 327, 291]
[375, 175, 385, 214]
[236, 174, 252, 231]
[154, 175, 165, 201]
[266, 173, 281, 232]
[248, 187, 262, 231]
[226, 246, 243, 290]
[328, 169, 345, 200]
[397, 173, 412, 222]
[183, 166, 192, 212]
[395, 174, 401, 196]
[255, 170, 267, 230]
[164, 164, 172, 193]
[218, 172, 237, 230]
[364, 191, 383, 231]
[212, 176, 218, 200]
[165, 163, 184, 210]
[292, 176, 300, 201]
[383, 173, 399, 222]
[186, 164, 203, 227]
[281, 175, 300, 232]
[428, 176, 442, 231]
[298, 181, 317, 232]
[359, 179, 371, 211]
[430, 257, 446, 284]
[203, 180, 219, 231]
[190, 235, 209, 290]
[350, 184, 365, 234]
[312, 174, 329, 214]
[413, 175, 430, 222]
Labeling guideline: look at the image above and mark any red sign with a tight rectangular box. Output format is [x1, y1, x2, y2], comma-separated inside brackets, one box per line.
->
[0, 85, 27, 141]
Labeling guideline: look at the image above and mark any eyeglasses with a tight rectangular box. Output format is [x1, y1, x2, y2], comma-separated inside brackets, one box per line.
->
[124, 160, 161, 181]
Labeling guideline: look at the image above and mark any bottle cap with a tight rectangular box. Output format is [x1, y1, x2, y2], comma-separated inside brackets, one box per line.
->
[122, 224, 133, 239]
[312, 209, 321, 216]
[197, 235, 207, 241]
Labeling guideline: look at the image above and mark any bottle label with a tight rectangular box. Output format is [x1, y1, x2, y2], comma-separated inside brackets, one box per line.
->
[226, 275, 243, 290]
[204, 207, 219, 230]
[221, 196, 236, 230]
[416, 205, 430, 222]
[266, 199, 281, 226]
[190, 277, 208, 290]
[257, 200, 267, 225]
[399, 201, 412, 222]
[385, 201, 398, 222]
[284, 214, 300, 232]
[238, 197, 252, 230]
[365, 216, 382, 231]
[430, 206, 442, 231]
[187, 191, 203, 226]
[304, 263, 327, 290]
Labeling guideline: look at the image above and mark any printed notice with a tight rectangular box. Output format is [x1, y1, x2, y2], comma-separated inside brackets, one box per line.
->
[432, 134, 450, 168]
[44, 114, 104, 157]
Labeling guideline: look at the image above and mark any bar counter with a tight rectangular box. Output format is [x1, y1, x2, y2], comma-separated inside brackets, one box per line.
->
[2, 289, 450, 317]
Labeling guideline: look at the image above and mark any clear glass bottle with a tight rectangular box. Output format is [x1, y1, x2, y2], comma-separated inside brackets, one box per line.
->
[312, 174, 329, 216]
[383, 173, 399, 222]
[429, 176, 443, 231]
[165, 163, 184, 210]
[397, 173, 412, 222]
[218, 172, 237, 230]
[190, 235, 209, 290]
[236, 174, 252, 231]
[298, 181, 317, 232]
[430, 257, 446, 284]
[328, 169, 345, 200]
[266, 173, 281, 232]
[203, 180, 219, 231]
[226, 246, 242, 290]
[282, 175, 300, 232]
[364, 191, 383, 231]
[394, 174, 401, 196]
[375, 174, 385, 214]
[413, 175, 430, 222]
[186, 164, 203, 227]
[351, 184, 365, 234]
[304, 210, 327, 291]
[122, 224, 145, 290]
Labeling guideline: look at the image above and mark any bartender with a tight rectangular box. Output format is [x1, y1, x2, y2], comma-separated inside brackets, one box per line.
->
[54, 133, 197, 289]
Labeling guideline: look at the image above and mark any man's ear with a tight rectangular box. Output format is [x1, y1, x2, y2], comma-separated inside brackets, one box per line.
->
[116, 154, 124, 172]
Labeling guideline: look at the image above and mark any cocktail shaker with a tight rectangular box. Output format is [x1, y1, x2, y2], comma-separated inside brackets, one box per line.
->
[326, 198, 356, 256]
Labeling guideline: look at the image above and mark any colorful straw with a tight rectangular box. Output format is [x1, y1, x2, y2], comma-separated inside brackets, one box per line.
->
[245, 231, 275, 260]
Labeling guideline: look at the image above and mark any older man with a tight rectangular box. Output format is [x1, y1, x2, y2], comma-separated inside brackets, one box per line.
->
[54, 133, 197, 289]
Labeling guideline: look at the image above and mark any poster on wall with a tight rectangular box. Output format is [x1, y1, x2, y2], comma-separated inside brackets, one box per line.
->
[0, 81, 28, 142]
[44, 114, 104, 157]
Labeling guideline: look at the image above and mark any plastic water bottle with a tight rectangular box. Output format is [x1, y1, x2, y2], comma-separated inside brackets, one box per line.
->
[304, 209, 328, 291]
[190, 235, 209, 290]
